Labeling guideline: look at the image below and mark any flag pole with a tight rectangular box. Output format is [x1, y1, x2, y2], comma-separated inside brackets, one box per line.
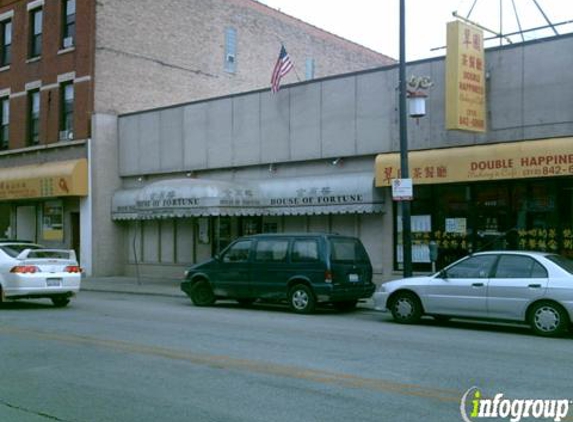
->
[273, 37, 301, 82]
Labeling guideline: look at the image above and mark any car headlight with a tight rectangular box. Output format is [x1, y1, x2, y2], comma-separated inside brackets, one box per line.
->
[376, 284, 387, 293]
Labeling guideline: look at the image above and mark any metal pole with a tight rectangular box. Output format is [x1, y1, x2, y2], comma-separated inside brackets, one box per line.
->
[399, 0, 413, 277]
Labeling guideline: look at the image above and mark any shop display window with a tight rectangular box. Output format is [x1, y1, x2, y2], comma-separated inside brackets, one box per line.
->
[393, 179, 572, 271]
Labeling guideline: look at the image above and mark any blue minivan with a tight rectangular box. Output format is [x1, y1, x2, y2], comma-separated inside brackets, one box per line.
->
[181, 233, 375, 313]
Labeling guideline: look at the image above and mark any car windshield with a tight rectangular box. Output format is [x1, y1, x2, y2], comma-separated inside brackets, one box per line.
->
[0, 244, 42, 258]
[546, 254, 573, 275]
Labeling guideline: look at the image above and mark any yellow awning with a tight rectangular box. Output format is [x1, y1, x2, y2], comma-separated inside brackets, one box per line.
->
[0, 158, 88, 200]
[375, 137, 573, 187]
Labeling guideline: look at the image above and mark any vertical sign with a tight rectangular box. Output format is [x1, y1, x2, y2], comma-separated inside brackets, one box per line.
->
[445, 20, 486, 132]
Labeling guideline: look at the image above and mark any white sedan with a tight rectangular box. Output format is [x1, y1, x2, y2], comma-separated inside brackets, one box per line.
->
[374, 251, 573, 337]
[0, 241, 82, 307]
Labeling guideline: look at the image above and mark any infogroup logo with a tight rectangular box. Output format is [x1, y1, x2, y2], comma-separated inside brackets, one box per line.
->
[460, 387, 572, 422]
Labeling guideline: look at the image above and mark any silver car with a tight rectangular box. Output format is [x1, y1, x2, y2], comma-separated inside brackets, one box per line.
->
[374, 251, 573, 337]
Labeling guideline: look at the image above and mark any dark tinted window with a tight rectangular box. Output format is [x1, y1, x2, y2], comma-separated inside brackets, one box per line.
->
[0, 244, 41, 257]
[292, 239, 319, 262]
[222, 240, 252, 263]
[444, 255, 497, 278]
[330, 238, 369, 263]
[546, 255, 573, 275]
[494, 255, 548, 278]
[255, 239, 288, 262]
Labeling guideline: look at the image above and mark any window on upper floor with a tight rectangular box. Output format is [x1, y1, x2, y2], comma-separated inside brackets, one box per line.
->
[29, 7, 43, 58]
[0, 97, 9, 150]
[60, 82, 74, 139]
[305, 58, 315, 80]
[28, 90, 40, 145]
[0, 19, 12, 67]
[61, 0, 75, 49]
[224, 27, 237, 73]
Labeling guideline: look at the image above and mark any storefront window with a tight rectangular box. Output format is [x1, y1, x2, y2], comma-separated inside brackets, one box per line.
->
[42, 200, 63, 241]
[393, 178, 572, 271]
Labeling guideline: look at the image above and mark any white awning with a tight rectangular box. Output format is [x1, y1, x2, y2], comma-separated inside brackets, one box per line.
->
[258, 172, 384, 215]
[112, 179, 262, 220]
[111, 172, 384, 220]
[111, 188, 140, 220]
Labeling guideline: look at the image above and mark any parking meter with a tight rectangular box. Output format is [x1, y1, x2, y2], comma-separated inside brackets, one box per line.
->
[429, 241, 438, 272]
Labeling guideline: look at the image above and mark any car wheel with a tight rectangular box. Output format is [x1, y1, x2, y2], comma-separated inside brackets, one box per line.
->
[189, 280, 216, 306]
[334, 300, 358, 312]
[237, 298, 255, 306]
[529, 301, 569, 337]
[389, 292, 422, 324]
[51, 296, 70, 308]
[288, 284, 316, 314]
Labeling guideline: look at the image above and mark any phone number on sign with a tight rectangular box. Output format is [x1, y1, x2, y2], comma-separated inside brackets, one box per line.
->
[523, 165, 573, 177]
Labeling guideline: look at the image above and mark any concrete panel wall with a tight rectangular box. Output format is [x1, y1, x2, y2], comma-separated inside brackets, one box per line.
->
[118, 35, 573, 178]
[290, 84, 322, 161]
[233, 95, 261, 166]
[356, 70, 396, 154]
[160, 108, 184, 171]
[261, 93, 291, 163]
[206, 101, 233, 169]
[321, 78, 357, 157]
[183, 104, 209, 169]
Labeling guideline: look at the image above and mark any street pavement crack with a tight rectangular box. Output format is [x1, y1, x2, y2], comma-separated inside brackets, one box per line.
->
[0, 398, 76, 421]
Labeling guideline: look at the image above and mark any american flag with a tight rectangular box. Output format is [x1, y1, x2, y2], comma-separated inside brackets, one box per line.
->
[271, 45, 294, 93]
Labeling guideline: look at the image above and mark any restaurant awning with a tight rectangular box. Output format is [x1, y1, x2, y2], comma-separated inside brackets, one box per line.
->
[110, 188, 140, 220]
[375, 137, 573, 187]
[111, 172, 384, 220]
[258, 172, 384, 216]
[112, 178, 263, 220]
[0, 158, 88, 200]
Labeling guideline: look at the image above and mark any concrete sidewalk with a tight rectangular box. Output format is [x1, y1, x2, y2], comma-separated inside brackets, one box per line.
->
[80, 276, 377, 310]
[81, 276, 184, 298]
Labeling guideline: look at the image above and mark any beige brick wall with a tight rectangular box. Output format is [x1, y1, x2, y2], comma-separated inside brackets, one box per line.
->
[94, 0, 394, 114]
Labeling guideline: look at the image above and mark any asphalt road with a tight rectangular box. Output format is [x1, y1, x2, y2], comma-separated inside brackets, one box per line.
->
[1, 292, 572, 422]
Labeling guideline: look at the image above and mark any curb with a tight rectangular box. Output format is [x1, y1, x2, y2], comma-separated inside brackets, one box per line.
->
[80, 287, 184, 299]
[80, 287, 379, 312]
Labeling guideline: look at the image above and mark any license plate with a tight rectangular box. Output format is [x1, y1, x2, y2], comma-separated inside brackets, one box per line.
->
[46, 278, 62, 287]
[348, 274, 360, 282]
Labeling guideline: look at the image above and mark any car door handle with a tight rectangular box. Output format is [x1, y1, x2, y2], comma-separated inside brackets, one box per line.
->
[472, 283, 484, 287]
[528, 284, 542, 288]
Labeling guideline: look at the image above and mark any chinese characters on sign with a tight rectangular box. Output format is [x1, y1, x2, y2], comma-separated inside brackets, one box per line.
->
[375, 138, 573, 187]
[445, 20, 486, 132]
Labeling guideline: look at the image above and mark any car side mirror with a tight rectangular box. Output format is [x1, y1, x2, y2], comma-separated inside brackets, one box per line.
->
[438, 270, 448, 279]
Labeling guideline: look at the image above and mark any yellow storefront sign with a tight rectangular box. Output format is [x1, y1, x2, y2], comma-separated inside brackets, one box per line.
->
[375, 137, 573, 187]
[0, 159, 88, 200]
[445, 20, 486, 132]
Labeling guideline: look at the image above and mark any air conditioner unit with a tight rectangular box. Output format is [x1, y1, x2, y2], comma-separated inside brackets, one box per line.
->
[59, 130, 73, 141]
[63, 37, 74, 49]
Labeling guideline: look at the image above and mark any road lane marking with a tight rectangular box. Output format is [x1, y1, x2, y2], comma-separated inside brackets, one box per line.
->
[0, 324, 460, 403]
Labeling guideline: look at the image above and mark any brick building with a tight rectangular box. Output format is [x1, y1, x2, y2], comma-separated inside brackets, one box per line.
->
[0, 0, 393, 275]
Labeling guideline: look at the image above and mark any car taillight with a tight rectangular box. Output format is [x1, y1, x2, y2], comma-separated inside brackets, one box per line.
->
[64, 265, 82, 273]
[10, 265, 40, 274]
[324, 270, 333, 283]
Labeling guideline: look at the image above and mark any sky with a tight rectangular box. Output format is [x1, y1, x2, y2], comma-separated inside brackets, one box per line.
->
[258, 0, 573, 61]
